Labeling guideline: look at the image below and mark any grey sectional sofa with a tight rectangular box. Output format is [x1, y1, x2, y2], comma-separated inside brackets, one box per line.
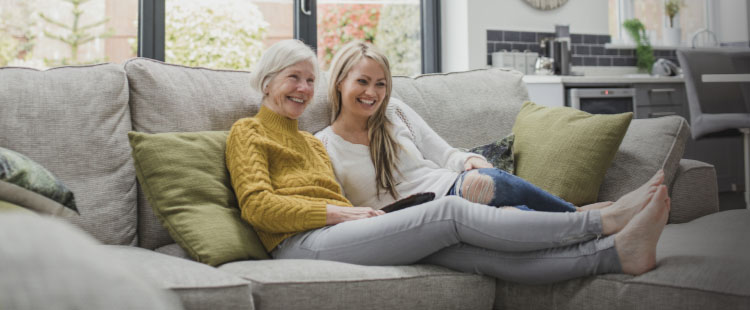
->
[1, 58, 748, 310]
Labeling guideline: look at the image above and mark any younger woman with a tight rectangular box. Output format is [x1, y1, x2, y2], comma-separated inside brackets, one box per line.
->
[315, 41, 623, 213]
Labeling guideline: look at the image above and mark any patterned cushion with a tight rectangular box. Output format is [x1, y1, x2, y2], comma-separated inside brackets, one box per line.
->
[468, 134, 515, 174]
[0, 147, 78, 216]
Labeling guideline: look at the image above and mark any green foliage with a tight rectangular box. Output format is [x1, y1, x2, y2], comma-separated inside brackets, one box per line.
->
[665, 0, 685, 28]
[623, 19, 654, 73]
[40, 0, 114, 66]
[374, 4, 420, 76]
[0, 35, 18, 66]
[0, 0, 37, 66]
[165, 1, 267, 70]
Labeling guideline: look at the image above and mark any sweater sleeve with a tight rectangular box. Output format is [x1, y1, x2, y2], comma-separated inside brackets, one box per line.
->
[390, 98, 484, 172]
[226, 121, 328, 234]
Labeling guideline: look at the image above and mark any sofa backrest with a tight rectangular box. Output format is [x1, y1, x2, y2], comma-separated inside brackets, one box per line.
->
[0, 64, 138, 246]
[392, 68, 529, 149]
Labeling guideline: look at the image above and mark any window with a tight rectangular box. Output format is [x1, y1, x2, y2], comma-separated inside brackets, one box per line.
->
[2, 0, 439, 72]
[163, 0, 293, 70]
[608, 0, 708, 46]
[0, 0, 138, 69]
[315, 0, 421, 76]
[302, 0, 440, 74]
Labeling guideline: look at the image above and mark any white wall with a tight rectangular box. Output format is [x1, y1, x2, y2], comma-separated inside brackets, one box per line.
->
[713, 0, 749, 44]
[441, 0, 609, 71]
[440, 0, 470, 73]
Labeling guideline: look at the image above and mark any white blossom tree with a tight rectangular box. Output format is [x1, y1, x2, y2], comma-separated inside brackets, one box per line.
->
[165, 0, 267, 70]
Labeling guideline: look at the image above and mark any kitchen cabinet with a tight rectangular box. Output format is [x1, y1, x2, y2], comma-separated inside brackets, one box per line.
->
[634, 83, 688, 119]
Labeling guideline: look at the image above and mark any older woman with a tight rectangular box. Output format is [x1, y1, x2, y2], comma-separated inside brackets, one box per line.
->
[226, 39, 669, 285]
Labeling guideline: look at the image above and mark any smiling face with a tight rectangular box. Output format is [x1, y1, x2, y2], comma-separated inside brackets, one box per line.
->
[337, 57, 387, 123]
[263, 60, 316, 120]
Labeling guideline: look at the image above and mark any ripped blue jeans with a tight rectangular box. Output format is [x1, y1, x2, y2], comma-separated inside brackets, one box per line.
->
[447, 168, 577, 212]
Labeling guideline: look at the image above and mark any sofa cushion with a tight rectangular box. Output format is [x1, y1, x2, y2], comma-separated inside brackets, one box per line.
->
[512, 102, 632, 205]
[107, 245, 253, 310]
[0, 213, 182, 310]
[493, 209, 750, 310]
[156, 242, 193, 260]
[597, 116, 690, 202]
[129, 131, 269, 265]
[0, 200, 37, 215]
[124, 58, 331, 250]
[0, 147, 78, 216]
[391, 68, 529, 149]
[0, 64, 137, 246]
[219, 259, 495, 310]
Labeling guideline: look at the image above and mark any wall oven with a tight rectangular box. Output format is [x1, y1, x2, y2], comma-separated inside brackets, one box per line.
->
[568, 88, 636, 115]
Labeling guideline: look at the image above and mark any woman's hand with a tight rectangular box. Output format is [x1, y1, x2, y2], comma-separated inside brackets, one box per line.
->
[326, 204, 385, 225]
[464, 156, 493, 171]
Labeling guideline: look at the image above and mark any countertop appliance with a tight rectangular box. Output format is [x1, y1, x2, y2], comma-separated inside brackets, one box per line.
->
[568, 87, 636, 115]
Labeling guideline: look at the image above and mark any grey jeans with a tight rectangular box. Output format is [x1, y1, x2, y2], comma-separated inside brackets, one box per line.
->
[271, 196, 621, 284]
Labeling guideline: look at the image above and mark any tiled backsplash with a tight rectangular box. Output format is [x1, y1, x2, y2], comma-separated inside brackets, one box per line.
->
[487, 30, 679, 67]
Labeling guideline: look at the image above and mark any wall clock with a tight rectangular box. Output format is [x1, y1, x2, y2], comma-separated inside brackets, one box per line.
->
[522, 0, 569, 10]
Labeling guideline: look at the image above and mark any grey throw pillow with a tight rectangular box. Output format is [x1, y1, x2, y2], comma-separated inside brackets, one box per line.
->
[468, 134, 515, 174]
[0, 147, 78, 217]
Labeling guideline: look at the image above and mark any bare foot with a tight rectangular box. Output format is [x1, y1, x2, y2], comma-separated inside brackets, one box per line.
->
[600, 170, 664, 234]
[578, 201, 614, 212]
[615, 184, 670, 275]
[615, 169, 665, 209]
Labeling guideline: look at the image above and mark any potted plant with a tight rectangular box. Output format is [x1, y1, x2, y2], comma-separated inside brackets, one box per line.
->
[623, 18, 654, 73]
[664, 0, 685, 46]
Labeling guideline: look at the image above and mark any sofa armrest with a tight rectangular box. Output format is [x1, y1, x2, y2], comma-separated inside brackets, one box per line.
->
[668, 159, 720, 224]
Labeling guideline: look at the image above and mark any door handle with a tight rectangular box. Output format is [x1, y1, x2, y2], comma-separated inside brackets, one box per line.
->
[649, 88, 676, 93]
[301, 0, 312, 16]
[649, 111, 677, 118]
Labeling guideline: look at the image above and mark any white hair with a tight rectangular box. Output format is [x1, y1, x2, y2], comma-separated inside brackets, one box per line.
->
[249, 40, 319, 95]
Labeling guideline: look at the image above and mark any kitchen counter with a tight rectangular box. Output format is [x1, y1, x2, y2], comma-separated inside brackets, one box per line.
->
[523, 74, 684, 84]
[522, 73, 685, 108]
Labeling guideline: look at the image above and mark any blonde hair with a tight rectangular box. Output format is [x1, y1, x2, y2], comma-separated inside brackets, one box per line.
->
[328, 41, 401, 199]
[249, 40, 318, 95]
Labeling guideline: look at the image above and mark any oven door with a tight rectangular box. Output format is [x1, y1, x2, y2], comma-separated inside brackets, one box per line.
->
[568, 88, 636, 115]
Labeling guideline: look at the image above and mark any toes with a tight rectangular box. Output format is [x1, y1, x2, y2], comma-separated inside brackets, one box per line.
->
[649, 170, 665, 186]
[654, 185, 668, 201]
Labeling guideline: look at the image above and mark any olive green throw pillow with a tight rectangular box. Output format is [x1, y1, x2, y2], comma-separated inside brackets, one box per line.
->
[128, 131, 269, 266]
[512, 102, 632, 206]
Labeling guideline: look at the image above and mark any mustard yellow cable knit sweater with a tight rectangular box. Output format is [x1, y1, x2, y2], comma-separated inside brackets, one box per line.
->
[226, 105, 352, 252]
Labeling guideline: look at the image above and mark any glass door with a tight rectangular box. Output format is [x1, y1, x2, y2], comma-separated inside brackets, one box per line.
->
[1, 0, 139, 69]
[163, 0, 294, 70]
[315, 0, 421, 76]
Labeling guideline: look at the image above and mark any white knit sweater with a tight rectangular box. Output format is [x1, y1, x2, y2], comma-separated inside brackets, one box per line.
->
[315, 98, 481, 209]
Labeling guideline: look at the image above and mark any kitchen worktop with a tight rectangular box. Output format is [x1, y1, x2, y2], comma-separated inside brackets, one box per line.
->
[522, 74, 684, 84]
[521, 70, 686, 108]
